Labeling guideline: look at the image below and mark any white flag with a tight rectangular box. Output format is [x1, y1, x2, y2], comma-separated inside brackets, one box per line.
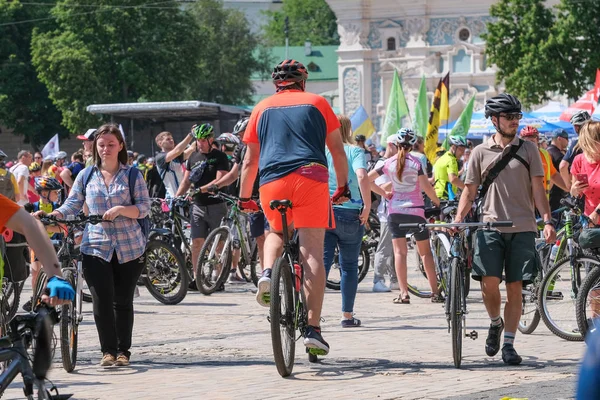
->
[118, 124, 126, 141]
[41, 134, 59, 158]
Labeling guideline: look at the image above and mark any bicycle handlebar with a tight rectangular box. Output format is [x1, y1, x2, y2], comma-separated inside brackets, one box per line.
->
[396, 221, 513, 230]
[40, 214, 107, 226]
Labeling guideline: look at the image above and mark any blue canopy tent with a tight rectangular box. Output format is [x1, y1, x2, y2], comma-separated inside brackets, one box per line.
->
[438, 110, 574, 141]
[530, 102, 577, 137]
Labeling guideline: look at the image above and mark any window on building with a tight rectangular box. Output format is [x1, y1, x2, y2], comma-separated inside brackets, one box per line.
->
[452, 49, 472, 73]
[387, 37, 396, 51]
[458, 28, 471, 42]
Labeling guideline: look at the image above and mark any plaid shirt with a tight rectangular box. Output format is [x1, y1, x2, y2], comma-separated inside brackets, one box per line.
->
[57, 164, 150, 263]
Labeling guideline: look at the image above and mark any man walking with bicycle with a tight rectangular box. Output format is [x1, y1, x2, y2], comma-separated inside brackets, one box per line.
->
[453, 93, 556, 365]
[238, 59, 349, 355]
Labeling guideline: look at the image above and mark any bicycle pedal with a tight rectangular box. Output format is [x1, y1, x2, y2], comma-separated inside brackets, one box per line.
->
[465, 330, 478, 340]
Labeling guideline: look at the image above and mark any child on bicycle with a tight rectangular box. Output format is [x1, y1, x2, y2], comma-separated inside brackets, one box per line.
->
[23, 177, 64, 312]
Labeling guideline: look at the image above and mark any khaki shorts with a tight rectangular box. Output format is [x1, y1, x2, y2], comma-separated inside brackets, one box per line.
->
[472, 230, 539, 284]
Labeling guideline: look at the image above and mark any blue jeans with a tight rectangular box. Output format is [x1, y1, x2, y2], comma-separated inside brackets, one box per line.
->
[324, 208, 364, 313]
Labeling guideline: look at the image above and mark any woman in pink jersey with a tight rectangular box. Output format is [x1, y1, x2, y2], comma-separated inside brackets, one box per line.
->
[571, 121, 600, 221]
[368, 128, 441, 304]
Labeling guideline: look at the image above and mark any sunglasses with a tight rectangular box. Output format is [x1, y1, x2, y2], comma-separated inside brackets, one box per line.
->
[499, 113, 523, 121]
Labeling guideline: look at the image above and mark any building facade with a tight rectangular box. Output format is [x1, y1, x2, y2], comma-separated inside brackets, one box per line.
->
[325, 0, 559, 129]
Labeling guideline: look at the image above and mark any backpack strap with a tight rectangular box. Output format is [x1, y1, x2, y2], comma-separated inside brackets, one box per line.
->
[80, 166, 95, 197]
[128, 167, 140, 205]
[478, 139, 526, 201]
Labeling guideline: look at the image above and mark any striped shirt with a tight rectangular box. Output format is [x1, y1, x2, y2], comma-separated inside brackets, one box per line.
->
[57, 164, 150, 263]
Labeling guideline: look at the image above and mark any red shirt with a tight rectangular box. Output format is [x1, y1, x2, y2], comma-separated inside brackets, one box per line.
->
[571, 154, 600, 215]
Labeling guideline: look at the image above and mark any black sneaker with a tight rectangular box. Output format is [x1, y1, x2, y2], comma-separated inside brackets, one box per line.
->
[485, 318, 504, 357]
[303, 325, 330, 356]
[22, 300, 32, 312]
[188, 280, 198, 291]
[501, 345, 522, 365]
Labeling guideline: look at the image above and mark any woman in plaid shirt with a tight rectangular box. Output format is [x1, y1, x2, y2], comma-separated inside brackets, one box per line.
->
[42, 124, 150, 368]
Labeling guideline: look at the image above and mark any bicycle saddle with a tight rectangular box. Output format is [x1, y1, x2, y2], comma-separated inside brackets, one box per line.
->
[270, 200, 293, 210]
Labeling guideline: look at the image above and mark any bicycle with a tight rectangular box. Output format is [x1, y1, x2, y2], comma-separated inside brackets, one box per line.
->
[398, 220, 513, 368]
[195, 191, 258, 295]
[268, 199, 320, 377]
[0, 305, 72, 399]
[39, 214, 105, 372]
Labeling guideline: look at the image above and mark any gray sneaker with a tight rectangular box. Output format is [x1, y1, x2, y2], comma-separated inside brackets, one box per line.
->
[256, 269, 272, 307]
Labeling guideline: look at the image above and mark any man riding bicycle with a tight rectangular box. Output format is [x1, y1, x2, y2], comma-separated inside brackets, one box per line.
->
[453, 93, 555, 365]
[238, 59, 349, 355]
[433, 136, 467, 200]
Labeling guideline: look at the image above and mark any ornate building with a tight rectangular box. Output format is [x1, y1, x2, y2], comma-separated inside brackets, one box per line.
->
[326, 0, 559, 129]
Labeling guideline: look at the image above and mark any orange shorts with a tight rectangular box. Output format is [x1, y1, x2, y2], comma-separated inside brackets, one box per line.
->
[259, 173, 334, 232]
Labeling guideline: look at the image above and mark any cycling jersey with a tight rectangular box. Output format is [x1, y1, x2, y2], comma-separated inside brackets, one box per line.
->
[539, 148, 556, 198]
[433, 151, 459, 199]
[375, 154, 425, 218]
[243, 89, 340, 186]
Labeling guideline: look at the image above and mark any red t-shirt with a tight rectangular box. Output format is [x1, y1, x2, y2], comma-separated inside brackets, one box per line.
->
[243, 89, 340, 186]
[571, 154, 600, 215]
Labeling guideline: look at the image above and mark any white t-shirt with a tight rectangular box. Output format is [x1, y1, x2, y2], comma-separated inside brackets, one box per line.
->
[155, 152, 184, 198]
[10, 163, 29, 205]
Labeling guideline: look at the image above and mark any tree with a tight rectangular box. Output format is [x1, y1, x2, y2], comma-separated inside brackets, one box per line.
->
[31, 0, 202, 133]
[0, 0, 64, 147]
[482, 0, 555, 107]
[187, 0, 272, 105]
[483, 0, 600, 107]
[263, 0, 339, 46]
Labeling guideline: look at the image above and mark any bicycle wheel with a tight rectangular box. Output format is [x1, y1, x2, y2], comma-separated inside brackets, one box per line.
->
[408, 232, 449, 298]
[356, 244, 370, 284]
[518, 270, 542, 335]
[3, 279, 23, 322]
[575, 263, 600, 339]
[238, 241, 258, 283]
[32, 271, 48, 310]
[325, 246, 342, 290]
[269, 256, 295, 377]
[196, 227, 232, 295]
[450, 258, 463, 368]
[60, 270, 78, 372]
[541, 256, 595, 341]
[143, 240, 188, 305]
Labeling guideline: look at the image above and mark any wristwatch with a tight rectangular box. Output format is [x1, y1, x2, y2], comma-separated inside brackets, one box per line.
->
[544, 220, 554, 227]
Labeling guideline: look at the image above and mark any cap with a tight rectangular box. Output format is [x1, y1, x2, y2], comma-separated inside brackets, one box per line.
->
[127, 150, 134, 157]
[77, 128, 97, 141]
[553, 129, 569, 139]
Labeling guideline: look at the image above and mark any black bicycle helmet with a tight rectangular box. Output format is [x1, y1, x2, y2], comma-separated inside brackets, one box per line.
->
[272, 59, 308, 84]
[570, 110, 592, 126]
[233, 117, 249, 136]
[484, 93, 522, 118]
[355, 134, 367, 142]
[34, 176, 62, 192]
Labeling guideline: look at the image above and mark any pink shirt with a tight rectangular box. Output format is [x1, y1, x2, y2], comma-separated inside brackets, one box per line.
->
[377, 153, 425, 218]
[571, 154, 600, 215]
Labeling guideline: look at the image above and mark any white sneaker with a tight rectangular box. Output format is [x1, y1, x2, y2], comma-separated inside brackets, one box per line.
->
[390, 281, 399, 291]
[256, 269, 272, 307]
[372, 281, 391, 292]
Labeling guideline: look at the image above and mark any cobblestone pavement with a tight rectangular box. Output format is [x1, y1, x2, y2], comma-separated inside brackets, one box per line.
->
[4, 263, 585, 400]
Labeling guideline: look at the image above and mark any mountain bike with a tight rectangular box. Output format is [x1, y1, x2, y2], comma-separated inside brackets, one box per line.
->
[40, 214, 106, 372]
[195, 192, 258, 294]
[398, 220, 513, 368]
[0, 305, 71, 400]
[268, 200, 318, 377]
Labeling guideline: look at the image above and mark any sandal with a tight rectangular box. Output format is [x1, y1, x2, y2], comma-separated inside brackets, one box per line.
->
[431, 293, 445, 303]
[393, 295, 410, 304]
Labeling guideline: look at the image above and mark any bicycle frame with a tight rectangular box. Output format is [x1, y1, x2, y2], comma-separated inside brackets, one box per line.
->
[55, 229, 84, 325]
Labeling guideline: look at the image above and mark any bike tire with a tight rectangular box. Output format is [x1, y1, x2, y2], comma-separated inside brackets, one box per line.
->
[518, 267, 542, 335]
[575, 263, 600, 339]
[196, 227, 232, 295]
[250, 245, 261, 287]
[239, 242, 258, 283]
[60, 270, 78, 373]
[32, 270, 48, 310]
[450, 258, 463, 368]
[357, 245, 370, 284]
[4, 280, 23, 322]
[269, 257, 295, 377]
[408, 233, 449, 298]
[143, 240, 188, 305]
[538, 256, 590, 341]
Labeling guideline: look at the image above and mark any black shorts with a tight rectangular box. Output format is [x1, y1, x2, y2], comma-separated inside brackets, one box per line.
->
[248, 212, 269, 238]
[388, 214, 429, 241]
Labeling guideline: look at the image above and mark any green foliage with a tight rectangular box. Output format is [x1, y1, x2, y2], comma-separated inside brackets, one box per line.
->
[0, 0, 64, 147]
[263, 0, 339, 46]
[187, 0, 271, 105]
[31, 0, 266, 133]
[484, 0, 600, 107]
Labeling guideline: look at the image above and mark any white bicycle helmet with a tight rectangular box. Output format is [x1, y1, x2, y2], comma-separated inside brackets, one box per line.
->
[396, 128, 417, 146]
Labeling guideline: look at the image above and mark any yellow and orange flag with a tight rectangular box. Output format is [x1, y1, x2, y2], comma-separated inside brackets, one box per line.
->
[424, 73, 450, 163]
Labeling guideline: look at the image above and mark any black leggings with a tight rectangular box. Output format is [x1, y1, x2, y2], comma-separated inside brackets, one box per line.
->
[82, 252, 145, 357]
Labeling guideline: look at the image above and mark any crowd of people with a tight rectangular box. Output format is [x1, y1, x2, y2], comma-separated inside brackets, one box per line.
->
[0, 58, 597, 398]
